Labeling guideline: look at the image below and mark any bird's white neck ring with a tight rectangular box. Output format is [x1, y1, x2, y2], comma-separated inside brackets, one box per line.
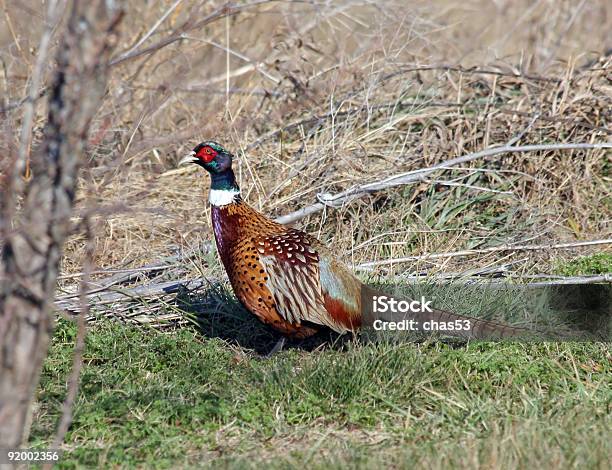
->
[209, 188, 240, 206]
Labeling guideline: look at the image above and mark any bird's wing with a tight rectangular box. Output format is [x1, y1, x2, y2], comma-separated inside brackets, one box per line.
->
[257, 230, 360, 333]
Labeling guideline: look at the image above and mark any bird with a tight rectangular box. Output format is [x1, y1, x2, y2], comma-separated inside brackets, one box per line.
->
[179, 141, 530, 349]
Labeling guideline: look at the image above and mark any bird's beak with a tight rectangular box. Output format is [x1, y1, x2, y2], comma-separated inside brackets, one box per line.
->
[178, 151, 198, 166]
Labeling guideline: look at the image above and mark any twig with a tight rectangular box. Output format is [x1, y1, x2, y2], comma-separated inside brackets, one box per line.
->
[47, 217, 95, 465]
[0, 87, 48, 114]
[508, 275, 611, 287]
[55, 243, 212, 301]
[119, 0, 183, 60]
[56, 278, 209, 313]
[505, 111, 540, 147]
[355, 239, 612, 270]
[274, 142, 612, 224]
[1, 0, 23, 57]
[16, 0, 63, 180]
[109, 1, 274, 67]
[57, 264, 178, 281]
[182, 36, 281, 85]
[401, 274, 611, 287]
[391, 64, 563, 83]
[399, 270, 610, 283]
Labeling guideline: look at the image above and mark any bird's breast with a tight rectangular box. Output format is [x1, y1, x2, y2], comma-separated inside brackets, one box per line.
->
[210, 205, 242, 267]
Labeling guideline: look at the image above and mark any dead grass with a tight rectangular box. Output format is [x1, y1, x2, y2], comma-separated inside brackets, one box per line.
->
[2, 0, 610, 283]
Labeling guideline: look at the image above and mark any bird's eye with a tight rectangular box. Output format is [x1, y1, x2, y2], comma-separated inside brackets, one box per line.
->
[197, 146, 217, 163]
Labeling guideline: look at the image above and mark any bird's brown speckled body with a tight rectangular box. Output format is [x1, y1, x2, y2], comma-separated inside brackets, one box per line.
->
[211, 200, 361, 337]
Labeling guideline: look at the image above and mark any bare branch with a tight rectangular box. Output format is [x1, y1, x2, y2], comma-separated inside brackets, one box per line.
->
[45, 217, 95, 468]
[119, 0, 184, 60]
[16, 0, 64, 181]
[401, 273, 611, 286]
[274, 142, 612, 224]
[355, 239, 612, 271]
[109, 0, 275, 67]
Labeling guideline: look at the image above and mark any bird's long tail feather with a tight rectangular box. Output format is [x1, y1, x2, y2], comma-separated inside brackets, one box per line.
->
[360, 285, 533, 339]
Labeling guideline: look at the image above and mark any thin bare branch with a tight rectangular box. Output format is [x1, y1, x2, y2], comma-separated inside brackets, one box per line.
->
[16, 0, 64, 181]
[46, 217, 95, 466]
[401, 273, 611, 286]
[120, 0, 184, 59]
[274, 142, 612, 224]
[109, 0, 275, 67]
[355, 239, 612, 270]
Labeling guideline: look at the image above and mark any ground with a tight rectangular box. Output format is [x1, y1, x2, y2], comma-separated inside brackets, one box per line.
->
[32, 316, 610, 468]
[34, 255, 612, 468]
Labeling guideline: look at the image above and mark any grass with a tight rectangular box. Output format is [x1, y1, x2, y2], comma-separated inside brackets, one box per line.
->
[5, 0, 606, 278]
[36, 252, 612, 467]
[555, 253, 612, 276]
[32, 318, 610, 468]
[34, 254, 610, 467]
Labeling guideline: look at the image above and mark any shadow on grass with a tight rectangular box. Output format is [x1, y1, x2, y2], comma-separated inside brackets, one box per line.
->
[174, 280, 352, 356]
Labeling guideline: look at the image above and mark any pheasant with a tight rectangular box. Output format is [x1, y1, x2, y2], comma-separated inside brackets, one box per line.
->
[179, 141, 529, 346]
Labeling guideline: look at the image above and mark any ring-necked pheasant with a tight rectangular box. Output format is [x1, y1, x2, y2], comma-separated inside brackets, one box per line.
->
[179, 141, 529, 344]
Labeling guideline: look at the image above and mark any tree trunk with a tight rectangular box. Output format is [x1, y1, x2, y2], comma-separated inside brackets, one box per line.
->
[0, 1, 123, 448]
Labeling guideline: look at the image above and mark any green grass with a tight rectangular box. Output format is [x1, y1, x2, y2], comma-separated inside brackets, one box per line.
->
[32, 317, 611, 468]
[555, 253, 612, 276]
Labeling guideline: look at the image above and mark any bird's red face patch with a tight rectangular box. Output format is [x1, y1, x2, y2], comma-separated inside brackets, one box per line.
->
[196, 145, 218, 163]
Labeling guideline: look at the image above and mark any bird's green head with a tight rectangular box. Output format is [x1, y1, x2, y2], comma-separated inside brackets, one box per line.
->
[179, 141, 234, 174]
[180, 141, 240, 197]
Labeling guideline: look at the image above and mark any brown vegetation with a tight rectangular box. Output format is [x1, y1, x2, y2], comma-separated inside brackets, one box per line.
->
[2, 0, 610, 298]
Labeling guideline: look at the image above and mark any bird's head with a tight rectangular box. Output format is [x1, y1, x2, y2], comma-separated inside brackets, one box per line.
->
[179, 141, 234, 174]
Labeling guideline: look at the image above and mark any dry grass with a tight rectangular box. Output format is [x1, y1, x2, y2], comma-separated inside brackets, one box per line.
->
[2, 0, 610, 281]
